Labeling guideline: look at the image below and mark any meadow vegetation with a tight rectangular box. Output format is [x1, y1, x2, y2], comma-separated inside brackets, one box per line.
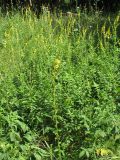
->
[0, 8, 120, 159]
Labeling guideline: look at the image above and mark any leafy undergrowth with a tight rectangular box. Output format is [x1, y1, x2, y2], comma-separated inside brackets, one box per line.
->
[0, 9, 120, 160]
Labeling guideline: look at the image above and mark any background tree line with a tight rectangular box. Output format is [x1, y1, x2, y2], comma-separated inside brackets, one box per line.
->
[0, 0, 120, 12]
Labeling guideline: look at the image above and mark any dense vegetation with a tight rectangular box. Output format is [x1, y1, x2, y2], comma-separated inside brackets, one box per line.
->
[0, 8, 120, 160]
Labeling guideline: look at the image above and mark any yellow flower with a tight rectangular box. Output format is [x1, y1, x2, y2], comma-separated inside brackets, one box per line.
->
[101, 24, 106, 34]
[114, 15, 120, 25]
[96, 148, 112, 156]
[96, 149, 101, 156]
[105, 27, 111, 39]
[100, 149, 109, 156]
[53, 59, 61, 70]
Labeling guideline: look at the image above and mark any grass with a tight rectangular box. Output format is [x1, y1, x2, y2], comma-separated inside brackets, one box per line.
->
[0, 8, 120, 160]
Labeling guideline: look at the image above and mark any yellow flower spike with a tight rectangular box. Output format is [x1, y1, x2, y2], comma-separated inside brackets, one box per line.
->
[82, 28, 87, 37]
[96, 148, 112, 157]
[96, 149, 101, 156]
[100, 148, 109, 156]
[101, 23, 106, 35]
[106, 27, 111, 38]
[114, 15, 120, 25]
[53, 58, 61, 71]
[100, 41, 104, 50]
[4, 32, 9, 38]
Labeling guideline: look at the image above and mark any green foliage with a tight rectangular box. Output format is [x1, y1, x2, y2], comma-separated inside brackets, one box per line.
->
[0, 9, 120, 159]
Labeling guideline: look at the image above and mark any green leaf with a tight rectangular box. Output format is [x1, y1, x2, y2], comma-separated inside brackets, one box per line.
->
[0, 153, 5, 160]
[24, 133, 33, 142]
[64, 0, 70, 4]
[95, 130, 106, 138]
[34, 153, 42, 160]
[79, 150, 86, 158]
[115, 134, 120, 141]
[86, 150, 90, 158]
[19, 155, 26, 160]
[16, 120, 29, 132]
[10, 131, 21, 142]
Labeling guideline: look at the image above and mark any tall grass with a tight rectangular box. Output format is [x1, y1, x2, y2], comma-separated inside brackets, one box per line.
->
[0, 8, 120, 160]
